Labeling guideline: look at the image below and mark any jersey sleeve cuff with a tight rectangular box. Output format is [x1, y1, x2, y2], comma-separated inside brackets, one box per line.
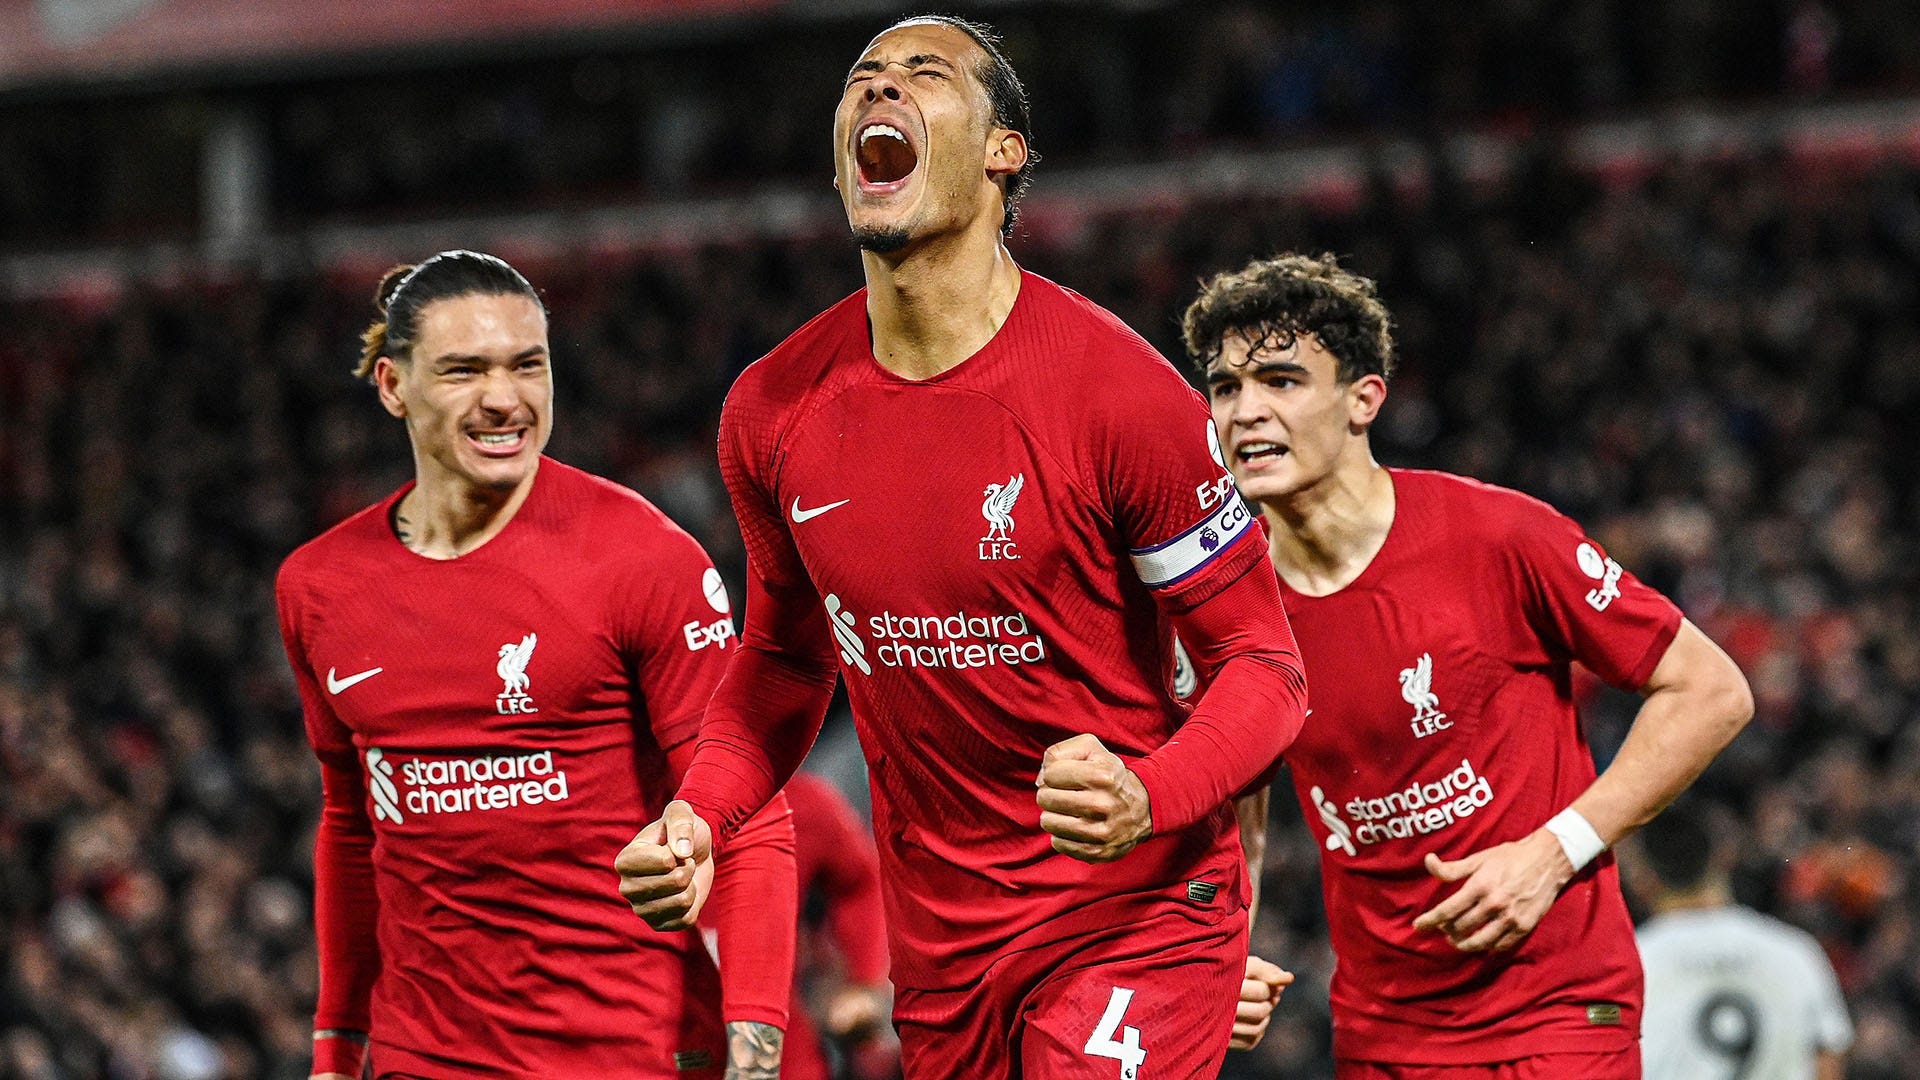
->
[723, 1005, 790, 1031]
[311, 1030, 368, 1076]
[1626, 610, 1683, 689]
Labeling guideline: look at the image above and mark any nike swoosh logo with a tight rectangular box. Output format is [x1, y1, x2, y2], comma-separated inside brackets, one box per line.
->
[790, 497, 850, 523]
[326, 666, 384, 694]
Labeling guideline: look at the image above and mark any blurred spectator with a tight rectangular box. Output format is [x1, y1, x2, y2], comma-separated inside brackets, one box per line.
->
[10, 0, 1920, 250]
[3, 135, 1920, 1077]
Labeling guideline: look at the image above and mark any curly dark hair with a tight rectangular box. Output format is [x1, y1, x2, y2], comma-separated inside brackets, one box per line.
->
[1181, 252, 1395, 383]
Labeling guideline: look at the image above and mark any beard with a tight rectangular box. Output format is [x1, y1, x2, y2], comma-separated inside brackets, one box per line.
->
[851, 224, 911, 254]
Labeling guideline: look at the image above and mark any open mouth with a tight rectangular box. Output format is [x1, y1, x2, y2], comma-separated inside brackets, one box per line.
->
[856, 122, 918, 188]
[1236, 441, 1288, 465]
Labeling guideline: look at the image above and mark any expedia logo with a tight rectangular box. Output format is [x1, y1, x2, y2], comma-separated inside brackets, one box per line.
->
[364, 748, 571, 823]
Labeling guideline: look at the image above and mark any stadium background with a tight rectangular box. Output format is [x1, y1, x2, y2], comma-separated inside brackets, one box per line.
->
[3, 0, 1918, 1076]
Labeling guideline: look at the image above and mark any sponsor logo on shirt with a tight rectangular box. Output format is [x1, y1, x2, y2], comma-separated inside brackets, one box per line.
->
[1311, 785, 1356, 855]
[495, 633, 539, 714]
[364, 747, 571, 822]
[822, 593, 1047, 673]
[1577, 542, 1623, 612]
[1398, 653, 1451, 738]
[979, 473, 1025, 561]
[1312, 758, 1496, 853]
[1197, 420, 1238, 509]
[684, 567, 736, 651]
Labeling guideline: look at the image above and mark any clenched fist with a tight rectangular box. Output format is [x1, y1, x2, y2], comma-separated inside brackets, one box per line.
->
[1036, 733, 1153, 863]
[616, 800, 715, 931]
[1230, 954, 1294, 1050]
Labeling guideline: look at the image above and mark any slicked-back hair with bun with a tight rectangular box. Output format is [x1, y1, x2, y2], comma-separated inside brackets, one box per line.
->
[355, 250, 545, 382]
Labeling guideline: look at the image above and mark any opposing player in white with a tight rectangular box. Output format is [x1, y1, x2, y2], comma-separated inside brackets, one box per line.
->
[1633, 801, 1852, 1080]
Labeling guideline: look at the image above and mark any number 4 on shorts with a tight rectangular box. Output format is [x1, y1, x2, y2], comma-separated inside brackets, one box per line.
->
[1084, 986, 1146, 1079]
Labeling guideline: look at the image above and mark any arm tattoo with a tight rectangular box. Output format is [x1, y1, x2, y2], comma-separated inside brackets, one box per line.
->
[724, 1021, 782, 1080]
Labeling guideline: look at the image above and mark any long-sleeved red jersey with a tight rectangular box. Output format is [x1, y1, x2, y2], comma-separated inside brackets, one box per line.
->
[278, 457, 794, 1078]
[678, 271, 1310, 993]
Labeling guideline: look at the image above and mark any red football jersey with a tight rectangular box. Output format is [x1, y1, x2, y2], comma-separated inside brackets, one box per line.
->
[276, 458, 776, 1077]
[1278, 469, 1682, 1064]
[707, 271, 1297, 991]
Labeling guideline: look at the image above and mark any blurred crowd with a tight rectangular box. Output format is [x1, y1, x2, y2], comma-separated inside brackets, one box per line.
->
[6, 0, 1918, 250]
[4, 135, 1920, 1078]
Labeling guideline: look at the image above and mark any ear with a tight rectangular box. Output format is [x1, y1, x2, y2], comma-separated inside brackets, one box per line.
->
[986, 127, 1027, 182]
[373, 356, 408, 419]
[1347, 373, 1387, 432]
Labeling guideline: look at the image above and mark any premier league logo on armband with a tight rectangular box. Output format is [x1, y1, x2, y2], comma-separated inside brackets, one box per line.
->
[495, 632, 539, 714]
[979, 473, 1025, 561]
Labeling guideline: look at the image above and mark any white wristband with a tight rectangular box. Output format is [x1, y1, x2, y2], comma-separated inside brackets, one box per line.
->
[1545, 808, 1607, 871]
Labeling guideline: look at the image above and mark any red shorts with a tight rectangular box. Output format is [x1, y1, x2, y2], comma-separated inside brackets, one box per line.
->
[1335, 1049, 1640, 1080]
[892, 901, 1247, 1080]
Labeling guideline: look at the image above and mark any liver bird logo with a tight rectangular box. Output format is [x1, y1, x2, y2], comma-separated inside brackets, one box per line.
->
[1398, 652, 1443, 721]
[980, 473, 1025, 542]
[497, 633, 537, 695]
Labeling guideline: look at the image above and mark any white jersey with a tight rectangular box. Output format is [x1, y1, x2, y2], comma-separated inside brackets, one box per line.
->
[1638, 906, 1852, 1080]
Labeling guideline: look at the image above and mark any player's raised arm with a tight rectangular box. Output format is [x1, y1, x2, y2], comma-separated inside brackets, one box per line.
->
[1415, 519, 1752, 953]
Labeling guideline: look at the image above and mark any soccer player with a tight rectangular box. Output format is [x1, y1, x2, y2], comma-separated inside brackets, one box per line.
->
[781, 771, 895, 1080]
[1183, 252, 1755, 1078]
[614, 16, 1310, 1078]
[1633, 801, 1852, 1080]
[276, 250, 797, 1079]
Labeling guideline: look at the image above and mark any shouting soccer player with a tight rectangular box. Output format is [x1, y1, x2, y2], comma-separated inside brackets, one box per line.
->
[1183, 252, 1754, 1079]
[615, 17, 1309, 1079]
[277, 251, 796, 1079]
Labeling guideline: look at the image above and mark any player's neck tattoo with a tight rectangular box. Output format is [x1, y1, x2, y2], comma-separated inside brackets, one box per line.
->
[724, 1021, 782, 1079]
[393, 509, 420, 553]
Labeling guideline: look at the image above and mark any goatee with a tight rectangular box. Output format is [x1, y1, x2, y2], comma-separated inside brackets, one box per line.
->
[852, 225, 911, 254]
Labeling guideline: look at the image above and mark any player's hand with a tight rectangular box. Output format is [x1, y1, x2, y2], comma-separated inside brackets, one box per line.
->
[1412, 829, 1575, 952]
[616, 800, 715, 931]
[1036, 733, 1153, 863]
[1230, 954, 1294, 1050]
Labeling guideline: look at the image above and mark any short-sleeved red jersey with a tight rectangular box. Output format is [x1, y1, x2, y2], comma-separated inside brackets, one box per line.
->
[1277, 469, 1682, 1064]
[276, 458, 779, 1077]
[701, 271, 1303, 991]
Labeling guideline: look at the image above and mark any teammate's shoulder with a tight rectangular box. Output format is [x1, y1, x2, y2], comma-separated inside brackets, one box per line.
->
[277, 487, 405, 590]
[732, 288, 869, 398]
[1034, 273, 1169, 365]
[1396, 468, 1573, 537]
[540, 459, 706, 557]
